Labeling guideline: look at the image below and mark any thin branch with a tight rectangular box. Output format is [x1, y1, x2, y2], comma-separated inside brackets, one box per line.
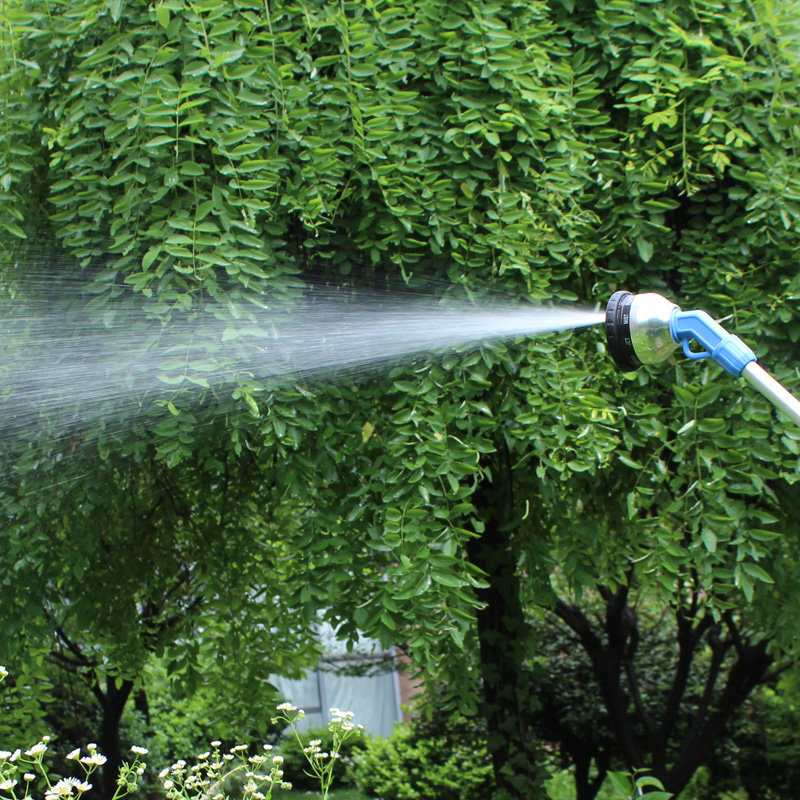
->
[553, 600, 603, 652]
[656, 610, 715, 749]
[763, 656, 797, 684]
[677, 624, 731, 759]
[722, 610, 746, 654]
[54, 625, 94, 667]
[670, 636, 773, 789]
[554, 597, 645, 767]
[623, 618, 657, 736]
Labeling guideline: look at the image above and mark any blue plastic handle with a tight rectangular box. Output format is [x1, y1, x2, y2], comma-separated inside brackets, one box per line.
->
[669, 309, 757, 377]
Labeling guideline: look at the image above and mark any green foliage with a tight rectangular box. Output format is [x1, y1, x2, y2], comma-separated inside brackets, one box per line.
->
[2, 438, 321, 685]
[353, 722, 493, 800]
[602, 771, 672, 800]
[0, 663, 58, 751]
[4, 0, 800, 679]
[123, 658, 285, 777]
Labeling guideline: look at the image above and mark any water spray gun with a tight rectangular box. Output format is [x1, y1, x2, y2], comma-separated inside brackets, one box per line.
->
[605, 291, 800, 428]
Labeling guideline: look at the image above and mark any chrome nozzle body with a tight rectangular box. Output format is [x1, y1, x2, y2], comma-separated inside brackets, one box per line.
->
[628, 293, 679, 366]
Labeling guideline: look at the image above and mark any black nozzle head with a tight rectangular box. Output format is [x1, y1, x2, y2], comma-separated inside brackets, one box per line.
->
[605, 291, 642, 372]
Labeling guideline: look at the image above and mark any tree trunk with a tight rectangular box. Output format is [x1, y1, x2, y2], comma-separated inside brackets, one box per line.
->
[96, 676, 135, 800]
[467, 445, 543, 799]
[574, 747, 610, 800]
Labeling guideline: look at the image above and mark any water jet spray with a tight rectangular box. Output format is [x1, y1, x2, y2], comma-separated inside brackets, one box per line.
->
[605, 291, 800, 428]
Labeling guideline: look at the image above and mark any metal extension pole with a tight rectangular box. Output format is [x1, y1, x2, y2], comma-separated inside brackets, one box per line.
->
[741, 362, 800, 429]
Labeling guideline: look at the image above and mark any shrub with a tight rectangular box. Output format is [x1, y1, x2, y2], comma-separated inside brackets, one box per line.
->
[353, 723, 493, 800]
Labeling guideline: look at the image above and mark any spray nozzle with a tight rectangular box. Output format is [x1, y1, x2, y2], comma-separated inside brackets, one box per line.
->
[605, 291, 756, 377]
[604, 291, 800, 428]
[605, 291, 680, 372]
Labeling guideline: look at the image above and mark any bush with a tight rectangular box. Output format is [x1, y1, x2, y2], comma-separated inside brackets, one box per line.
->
[353, 723, 493, 800]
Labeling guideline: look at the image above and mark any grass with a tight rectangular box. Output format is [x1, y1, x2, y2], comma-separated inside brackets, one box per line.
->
[274, 789, 366, 800]
[271, 774, 751, 800]
[270, 769, 749, 800]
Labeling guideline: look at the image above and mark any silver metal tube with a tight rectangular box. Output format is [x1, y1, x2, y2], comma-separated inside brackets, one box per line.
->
[741, 362, 800, 428]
